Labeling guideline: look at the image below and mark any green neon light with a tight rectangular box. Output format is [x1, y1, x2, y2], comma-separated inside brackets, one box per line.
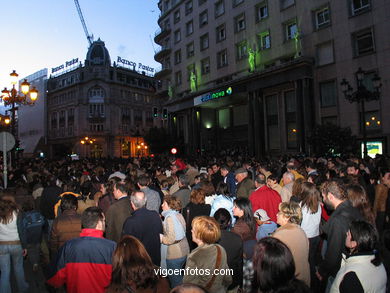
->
[248, 48, 255, 72]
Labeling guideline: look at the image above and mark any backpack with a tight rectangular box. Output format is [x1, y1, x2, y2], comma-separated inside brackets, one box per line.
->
[22, 211, 45, 244]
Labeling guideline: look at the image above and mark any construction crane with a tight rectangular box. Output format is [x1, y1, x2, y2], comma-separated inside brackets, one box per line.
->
[74, 0, 94, 46]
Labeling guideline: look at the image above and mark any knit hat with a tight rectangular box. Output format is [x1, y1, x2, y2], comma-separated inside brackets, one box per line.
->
[254, 209, 270, 221]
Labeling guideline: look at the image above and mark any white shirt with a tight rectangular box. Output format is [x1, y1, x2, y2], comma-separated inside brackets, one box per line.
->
[0, 212, 20, 242]
[300, 203, 321, 238]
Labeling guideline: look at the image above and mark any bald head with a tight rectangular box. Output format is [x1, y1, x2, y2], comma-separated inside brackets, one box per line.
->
[130, 191, 146, 210]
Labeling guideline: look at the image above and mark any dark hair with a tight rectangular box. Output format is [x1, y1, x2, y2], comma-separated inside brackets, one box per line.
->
[170, 283, 208, 293]
[60, 193, 78, 212]
[234, 198, 256, 234]
[255, 174, 266, 185]
[347, 184, 375, 226]
[267, 174, 279, 182]
[81, 207, 104, 229]
[220, 165, 230, 172]
[322, 179, 347, 200]
[349, 220, 382, 266]
[253, 237, 310, 293]
[107, 235, 159, 292]
[137, 174, 150, 187]
[0, 199, 18, 224]
[216, 182, 229, 196]
[300, 182, 320, 214]
[304, 159, 316, 170]
[214, 208, 231, 230]
[114, 182, 128, 194]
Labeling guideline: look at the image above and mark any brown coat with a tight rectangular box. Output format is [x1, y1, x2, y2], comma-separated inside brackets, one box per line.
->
[273, 223, 310, 286]
[232, 218, 256, 242]
[105, 196, 133, 243]
[374, 183, 389, 214]
[50, 209, 82, 256]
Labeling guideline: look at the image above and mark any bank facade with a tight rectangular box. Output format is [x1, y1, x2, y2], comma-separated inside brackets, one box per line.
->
[155, 0, 389, 157]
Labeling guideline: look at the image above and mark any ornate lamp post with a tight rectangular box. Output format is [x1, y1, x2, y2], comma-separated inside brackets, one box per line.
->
[0, 70, 39, 154]
[340, 67, 382, 158]
[80, 136, 94, 157]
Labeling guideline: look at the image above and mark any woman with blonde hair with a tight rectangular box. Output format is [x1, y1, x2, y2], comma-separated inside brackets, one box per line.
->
[107, 235, 169, 293]
[273, 201, 310, 287]
[183, 216, 232, 293]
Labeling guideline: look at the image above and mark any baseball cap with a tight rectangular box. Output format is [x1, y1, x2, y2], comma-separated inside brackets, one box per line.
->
[254, 209, 270, 221]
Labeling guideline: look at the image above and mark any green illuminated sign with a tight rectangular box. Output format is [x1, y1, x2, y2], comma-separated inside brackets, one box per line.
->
[194, 87, 233, 105]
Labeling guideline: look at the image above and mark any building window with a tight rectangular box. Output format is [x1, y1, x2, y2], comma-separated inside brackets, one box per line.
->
[215, 1, 225, 18]
[233, 0, 244, 7]
[216, 24, 226, 42]
[175, 71, 182, 86]
[285, 21, 298, 40]
[186, 20, 194, 36]
[217, 49, 228, 68]
[353, 28, 375, 56]
[201, 57, 210, 75]
[266, 95, 280, 150]
[319, 80, 337, 107]
[234, 13, 246, 33]
[200, 33, 209, 50]
[51, 112, 58, 129]
[316, 41, 334, 66]
[174, 29, 181, 43]
[351, 0, 370, 16]
[199, 10, 208, 27]
[255, 2, 268, 22]
[236, 41, 248, 60]
[90, 124, 104, 132]
[185, 0, 193, 15]
[186, 42, 195, 58]
[199, 0, 207, 6]
[315, 6, 330, 29]
[258, 31, 271, 50]
[89, 104, 105, 117]
[174, 9, 180, 23]
[280, 0, 295, 10]
[174, 49, 182, 64]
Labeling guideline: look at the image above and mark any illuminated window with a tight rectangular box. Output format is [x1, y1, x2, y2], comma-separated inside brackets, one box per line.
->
[258, 31, 271, 50]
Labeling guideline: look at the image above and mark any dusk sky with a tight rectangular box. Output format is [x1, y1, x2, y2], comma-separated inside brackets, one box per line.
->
[0, 0, 160, 92]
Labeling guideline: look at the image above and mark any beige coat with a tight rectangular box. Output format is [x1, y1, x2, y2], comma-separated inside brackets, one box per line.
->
[273, 222, 310, 286]
[161, 213, 190, 260]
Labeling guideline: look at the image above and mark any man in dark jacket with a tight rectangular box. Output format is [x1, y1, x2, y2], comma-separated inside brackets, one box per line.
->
[122, 191, 163, 266]
[316, 179, 362, 287]
[105, 182, 133, 243]
[235, 168, 255, 199]
[220, 165, 236, 197]
[47, 207, 116, 293]
[40, 176, 62, 237]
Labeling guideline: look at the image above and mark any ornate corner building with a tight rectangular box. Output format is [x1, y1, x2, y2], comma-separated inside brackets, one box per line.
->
[155, 0, 389, 157]
[47, 39, 163, 158]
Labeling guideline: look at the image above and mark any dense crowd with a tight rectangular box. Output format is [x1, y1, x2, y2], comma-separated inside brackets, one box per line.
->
[0, 152, 389, 293]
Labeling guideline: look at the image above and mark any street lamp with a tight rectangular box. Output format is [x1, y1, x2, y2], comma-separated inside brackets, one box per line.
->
[0, 70, 39, 153]
[80, 136, 94, 157]
[340, 68, 382, 158]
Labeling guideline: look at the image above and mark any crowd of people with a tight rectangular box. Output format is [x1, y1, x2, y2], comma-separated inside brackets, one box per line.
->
[0, 152, 389, 293]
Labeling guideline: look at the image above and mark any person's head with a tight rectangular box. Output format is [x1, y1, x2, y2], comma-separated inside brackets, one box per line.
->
[113, 182, 128, 199]
[255, 173, 267, 189]
[235, 168, 248, 183]
[178, 175, 189, 188]
[137, 174, 150, 188]
[347, 184, 375, 225]
[304, 159, 316, 172]
[215, 182, 229, 196]
[286, 162, 296, 172]
[299, 182, 320, 214]
[254, 209, 270, 225]
[346, 220, 382, 266]
[211, 163, 220, 174]
[60, 193, 78, 212]
[190, 189, 206, 204]
[277, 202, 302, 226]
[0, 198, 18, 224]
[233, 198, 256, 233]
[283, 172, 295, 185]
[321, 179, 347, 210]
[81, 207, 105, 231]
[292, 178, 306, 199]
[220, 165, 230, 177]
[109, 235, 159, 292]
[253, 237, 296, 293]
[380, 170, 390, 188]
[191, 216, 221, 245]
[170, 284, 208, 293]
[266, 174, 279, 188]
[162, 195, 182, 212]
[213, 208, 232, 230]
[347, 162, 359, 176]
[130, 191, 147, 210]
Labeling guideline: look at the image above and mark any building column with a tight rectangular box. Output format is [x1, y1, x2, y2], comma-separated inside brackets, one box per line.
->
[296, 78, 314, 154]
[254, 90, 266, 159]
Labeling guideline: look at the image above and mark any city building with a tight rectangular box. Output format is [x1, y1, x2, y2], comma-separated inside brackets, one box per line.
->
[18, 69, 48, 157]
[155, 0, 389, 157]
[47, 39, 162, 158]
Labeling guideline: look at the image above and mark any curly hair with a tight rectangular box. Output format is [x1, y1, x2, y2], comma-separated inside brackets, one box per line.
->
[278, 202, 302, 225]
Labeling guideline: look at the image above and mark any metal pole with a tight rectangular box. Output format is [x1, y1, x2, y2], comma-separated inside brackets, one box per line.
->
[361, 99, 367, 158]
[3, 132, 8, 189]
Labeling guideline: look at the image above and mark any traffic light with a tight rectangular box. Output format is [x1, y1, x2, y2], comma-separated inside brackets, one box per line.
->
[163, 108, 168, 119]
[153, 107, 158, 118]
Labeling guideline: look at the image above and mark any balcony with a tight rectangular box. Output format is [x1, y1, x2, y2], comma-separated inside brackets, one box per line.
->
[154, 27, 171, 43]
[154, 65, 172, 79]
[154, 45, 172, 61]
